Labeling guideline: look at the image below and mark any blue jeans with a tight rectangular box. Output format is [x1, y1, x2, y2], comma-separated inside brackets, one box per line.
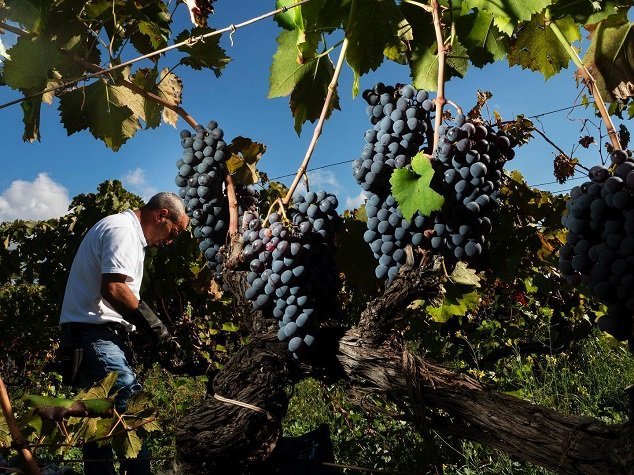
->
[61, 323, 151, 475]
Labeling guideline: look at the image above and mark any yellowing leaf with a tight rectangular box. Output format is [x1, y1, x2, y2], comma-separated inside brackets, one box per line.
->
[449, 262, 481, 287]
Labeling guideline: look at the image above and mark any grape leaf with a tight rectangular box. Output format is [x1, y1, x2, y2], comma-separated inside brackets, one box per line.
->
[0, 412, 11, 448]
[449, 261, 481, 287]
[455, 10, 510, 68]
[175, 27, 231, 76]
[508, 12, 581, 79]
[462, 0, 554, 36]
[290, 53, 340, 135]
[390, 152, 445, 220]
[3, 36, 61, 91]
[346, 0, 407, 96]
[226, 136, 267, 185]
[426, 287, 481, 323]
[406, 21, 469, 91]
[582, 15, 634, 101]
[58, 80, 141, 151]
[4, 0, 48, 34]
[112, 427, 143, 459]
[76, 372, 119, 400]
[275, 0, 326, 33]
[21, 96, 42, 143]
[269, 29, 318, 98]
[550, 0, 627, 26]
[128, 67, 183, 129]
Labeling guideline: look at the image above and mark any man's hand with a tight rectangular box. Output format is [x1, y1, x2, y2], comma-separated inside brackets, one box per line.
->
[126, 301, 170, 344]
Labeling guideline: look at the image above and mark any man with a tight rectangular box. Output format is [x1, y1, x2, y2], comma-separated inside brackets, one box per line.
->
[59, 192, 189, 475]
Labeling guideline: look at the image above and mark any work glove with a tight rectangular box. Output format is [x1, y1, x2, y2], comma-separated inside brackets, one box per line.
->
[126, 300, 170, 345]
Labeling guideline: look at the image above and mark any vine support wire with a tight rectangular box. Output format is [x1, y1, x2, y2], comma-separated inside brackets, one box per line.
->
[545, 9, 622, 151]
[0, 0, 311, 111]
[0, 377, 41, 475]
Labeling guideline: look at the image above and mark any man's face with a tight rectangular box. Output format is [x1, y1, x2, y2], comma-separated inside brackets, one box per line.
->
[148, 209, 189, 247]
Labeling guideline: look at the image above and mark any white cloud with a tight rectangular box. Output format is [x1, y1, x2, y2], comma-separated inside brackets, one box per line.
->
[122, 168, 157, 202]
[0, 173, 70, 222]
[305, 169, 342, 194]
[345, 191, 367, 210]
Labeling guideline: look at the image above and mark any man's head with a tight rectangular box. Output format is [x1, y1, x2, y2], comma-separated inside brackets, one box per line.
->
[140, 192, 189, 247]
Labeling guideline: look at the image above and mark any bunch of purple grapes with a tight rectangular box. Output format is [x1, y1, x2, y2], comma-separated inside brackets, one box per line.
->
[431, 115, 516, 259]
[241, 191, 340, 358]
[175, 120, 228, 276]
[353, 82, 432, 195]
[559, 149, 634, 340]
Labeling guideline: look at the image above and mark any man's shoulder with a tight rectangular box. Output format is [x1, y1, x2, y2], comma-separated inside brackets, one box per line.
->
[94, 210, 135, 230]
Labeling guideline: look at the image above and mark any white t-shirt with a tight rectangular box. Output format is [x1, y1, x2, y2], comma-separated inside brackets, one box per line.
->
[60, 210, 147, 327]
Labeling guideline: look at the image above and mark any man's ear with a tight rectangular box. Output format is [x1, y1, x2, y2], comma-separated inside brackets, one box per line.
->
[157, 208, 169, 221]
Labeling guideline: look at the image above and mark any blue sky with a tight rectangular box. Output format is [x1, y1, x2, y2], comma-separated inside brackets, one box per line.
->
[0, 1, 627, 222]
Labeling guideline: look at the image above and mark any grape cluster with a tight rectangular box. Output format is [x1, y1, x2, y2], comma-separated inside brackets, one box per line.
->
[559, 149, 634, 340]
[352, 82, 432, 194]
[431, 115, 515, 259]
[241, 191, 340, 357]
[364, 194, 426, 280]
[353, 83, 434, 282]
[175, 120, 228, 276]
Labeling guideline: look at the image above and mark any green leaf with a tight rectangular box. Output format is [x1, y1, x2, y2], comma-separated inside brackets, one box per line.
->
[407, 23, 469, 91]
[290, 53, 340, 135]
[77, 372, 119, 400]
[58, 80, 141, 151]
[455, 10, 510, 68]
[346, 0, 406, 94]
[226, 136, 267, 185]
[221, 322, 240, 332]
[157, 69, 183, 127]
[112, 427, 143, 459]
[5, 0, 48, 34]
[448, 261, 481, 287]
[462, 0, 555, 36]
[138, 20, 168, 51]
[275, 0, 327, 32]
[582, 15, 634, 101]
[0, 412, 11, 447]
[269, 29, 317, 98]
[21, 96, 42, 143]
[390, 153, 444, 220]
[550, 0, 627, 26]
[426, 287, 481, 323]
[3, 36, 61, 91]
[508, 12, 581, 79]
[176, 28, 231, 76]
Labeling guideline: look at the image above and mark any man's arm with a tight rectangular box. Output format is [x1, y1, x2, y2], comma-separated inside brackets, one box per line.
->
[101, 273, 170, 344]
[100, 273, 138, 316]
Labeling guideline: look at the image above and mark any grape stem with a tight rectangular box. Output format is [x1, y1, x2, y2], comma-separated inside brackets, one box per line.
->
[263, 198, 288, 227]
[544, 9, 622, 151]
[445, 99, 463, 116]
[531, 127, 590, 172]
[431, 0, 447, 155]
[0, 377, 42, 475]
[282, 0, 356, 205]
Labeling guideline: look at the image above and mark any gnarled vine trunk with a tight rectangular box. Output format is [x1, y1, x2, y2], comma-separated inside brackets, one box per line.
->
[174, 267, 634, 474]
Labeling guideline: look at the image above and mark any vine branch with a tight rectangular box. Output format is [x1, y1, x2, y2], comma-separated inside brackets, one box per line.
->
[0, 377, 41, 475]
[545, 9, 622, 151]
[282, 37, 350, 205]
[431, 0, 447, 155]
